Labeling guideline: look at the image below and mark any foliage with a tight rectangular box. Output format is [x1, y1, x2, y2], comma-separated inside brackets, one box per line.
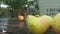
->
[1, 0, 27, 9]
[0, 0, 40, 17]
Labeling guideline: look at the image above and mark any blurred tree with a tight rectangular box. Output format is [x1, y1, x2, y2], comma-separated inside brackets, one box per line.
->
[0, 0, 9, 18]
[0, 0, 40, 18]
[4, 0, 27, 9]
[0, 0, 28, 18]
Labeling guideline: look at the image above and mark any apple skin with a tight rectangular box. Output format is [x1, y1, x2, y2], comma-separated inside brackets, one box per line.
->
[18, 15, 24, 21]
[42, 15, 53, 27]
[53, 13, 60, 34]
[35, 14, 40, 17]
[26, 15, 49, 34]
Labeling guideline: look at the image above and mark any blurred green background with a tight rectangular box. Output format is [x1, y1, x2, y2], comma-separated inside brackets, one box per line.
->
[0, 0, 55, 34]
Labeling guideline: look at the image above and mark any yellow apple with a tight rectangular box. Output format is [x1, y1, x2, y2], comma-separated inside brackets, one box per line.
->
[26, 15, 49, 34]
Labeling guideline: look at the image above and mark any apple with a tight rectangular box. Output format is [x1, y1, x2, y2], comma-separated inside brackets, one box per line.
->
[53, 13, 60, 34]
[26, 15, 49, 34]
[18, 15, 24, 21]
[42, 15, 53, 27]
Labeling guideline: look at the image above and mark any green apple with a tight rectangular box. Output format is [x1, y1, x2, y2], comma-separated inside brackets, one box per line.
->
[42, 15, 53, 26]
[26, 15, 49, 34]
[53, 13, 60, 33]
